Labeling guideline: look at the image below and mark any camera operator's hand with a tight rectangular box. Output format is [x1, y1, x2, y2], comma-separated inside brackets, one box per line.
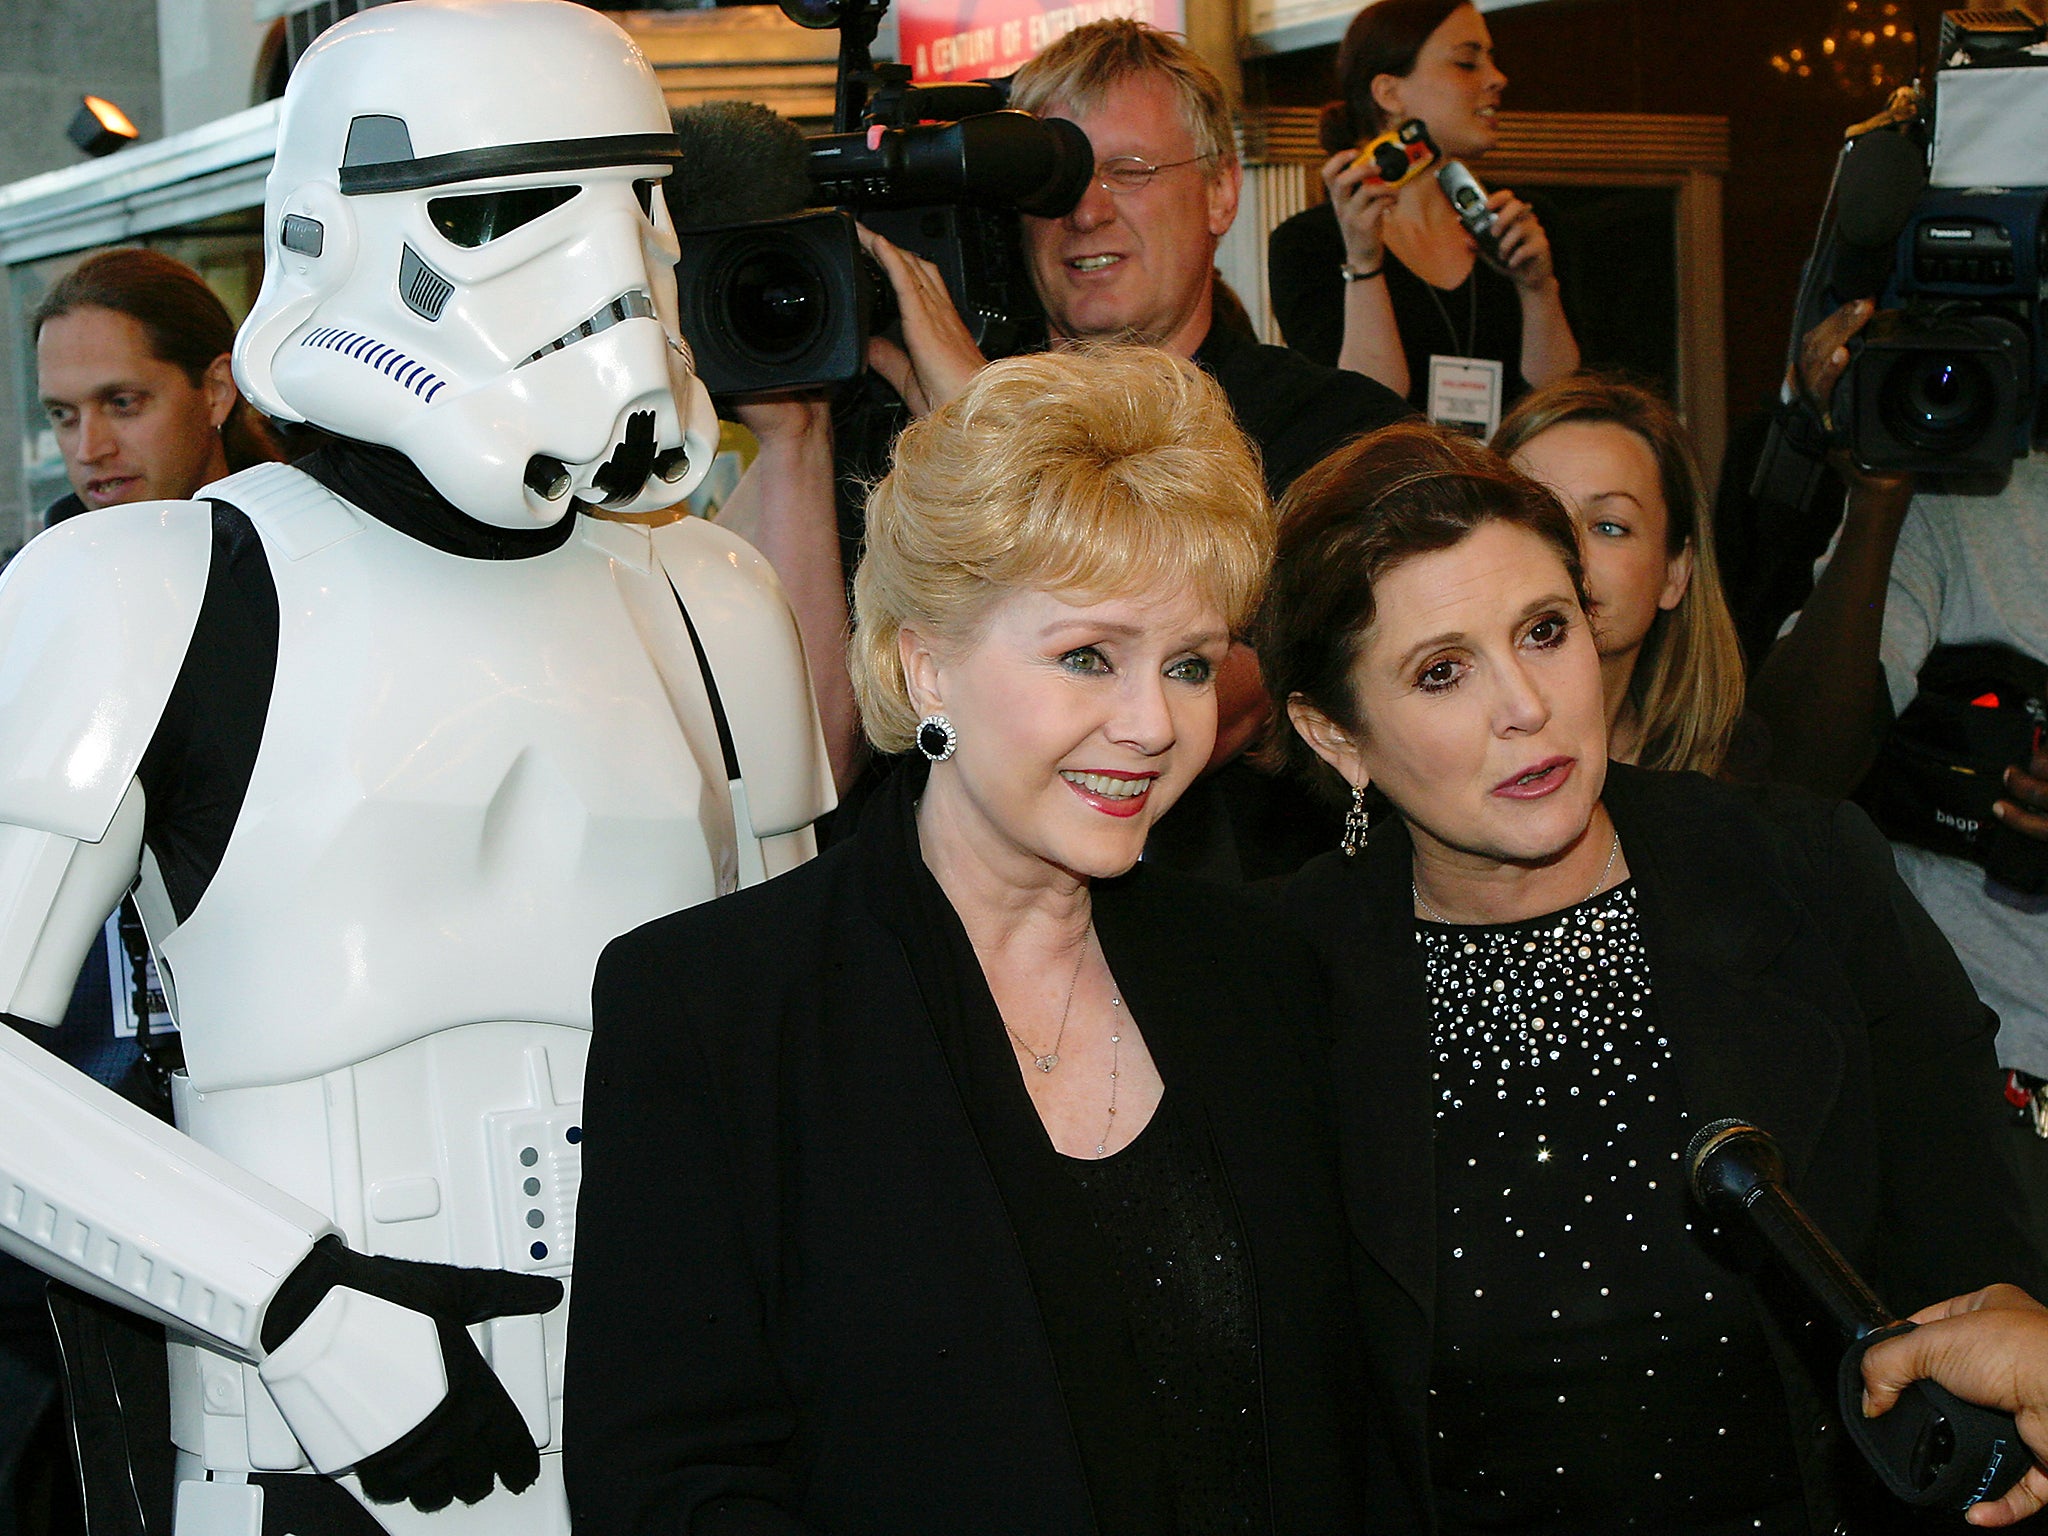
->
[1998, 741, 2048, 844]
[1861, 1284, 2048, 1527]
[1321, 148, 1400, 274]
[1794, 297, 1917, 504]
[1488, 189, 1557, 293]
[1795, 297, 1877, 417]
[858, 225, 986, 419]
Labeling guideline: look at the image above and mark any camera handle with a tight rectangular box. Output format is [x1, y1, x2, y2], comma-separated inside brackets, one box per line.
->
[834, 0, 888, 131]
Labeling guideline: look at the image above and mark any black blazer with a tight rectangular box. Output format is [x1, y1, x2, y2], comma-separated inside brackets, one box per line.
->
[1285, 762, 2044, 1535]
[565, 767, 1366, 1536]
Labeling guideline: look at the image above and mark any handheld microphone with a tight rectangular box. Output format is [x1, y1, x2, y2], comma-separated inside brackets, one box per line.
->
[1686, 1119, 2031, 1511]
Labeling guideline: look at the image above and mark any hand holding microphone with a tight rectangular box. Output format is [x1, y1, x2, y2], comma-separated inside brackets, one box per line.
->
[1686, 1120, 2034, 1514]
[1861, 1286, 2048, 1527]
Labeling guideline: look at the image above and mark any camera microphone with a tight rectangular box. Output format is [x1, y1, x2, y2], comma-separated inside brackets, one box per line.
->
[1827, 125, 1926, 303]
[1686, 1119, 2030, 1511]
[668, 102, 816, 230]
[805, 110, 1093, 219]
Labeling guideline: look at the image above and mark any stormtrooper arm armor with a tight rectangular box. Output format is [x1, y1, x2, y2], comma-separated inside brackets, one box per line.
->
[0, 503, 339, 1359]
[653, 516, 835, 883]
[5, 999, 536, 1490]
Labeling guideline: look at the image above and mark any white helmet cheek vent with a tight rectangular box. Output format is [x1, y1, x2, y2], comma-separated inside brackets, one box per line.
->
[235, 181, 358, 424]
[234, 0, 719, 529]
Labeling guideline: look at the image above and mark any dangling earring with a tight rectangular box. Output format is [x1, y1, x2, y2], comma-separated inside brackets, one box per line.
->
[1341, 782, 1369, 857]
[917, 714, 958, 763]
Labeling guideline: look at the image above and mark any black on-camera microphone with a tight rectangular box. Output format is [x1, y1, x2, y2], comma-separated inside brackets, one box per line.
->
[1828, 125, 1927, 303]
[668, 101, 817, 230]
[1687, 1119, 2031, 1512]
[806, 111, 1093, 218]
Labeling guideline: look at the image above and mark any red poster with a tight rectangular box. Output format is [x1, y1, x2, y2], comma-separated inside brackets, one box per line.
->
[898, 0, 1187, 84]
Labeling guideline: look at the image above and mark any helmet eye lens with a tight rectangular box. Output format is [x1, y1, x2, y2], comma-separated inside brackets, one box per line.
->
[634, 178, 661, 218]
[429, 185, 578, 248]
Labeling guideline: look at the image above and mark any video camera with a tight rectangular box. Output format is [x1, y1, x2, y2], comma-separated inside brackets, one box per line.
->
[1768, 9, 2048, 484]
[670, 0, 1093, 399]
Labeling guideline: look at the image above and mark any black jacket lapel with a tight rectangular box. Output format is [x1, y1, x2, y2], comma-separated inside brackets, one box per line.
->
[1603, 765, 1846, 1186]
[1289, 829, 1440, 1324]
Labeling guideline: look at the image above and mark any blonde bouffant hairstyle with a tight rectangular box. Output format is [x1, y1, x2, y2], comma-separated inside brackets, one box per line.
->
[851, 345, 1273, 755]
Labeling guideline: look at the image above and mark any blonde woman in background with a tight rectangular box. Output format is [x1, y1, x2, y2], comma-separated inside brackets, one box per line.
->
[1496, 373, 1749, 776]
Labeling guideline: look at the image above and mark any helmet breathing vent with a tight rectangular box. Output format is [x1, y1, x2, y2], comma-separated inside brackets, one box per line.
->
[399, 245, 455, 321]
[301, 327, 447, 403]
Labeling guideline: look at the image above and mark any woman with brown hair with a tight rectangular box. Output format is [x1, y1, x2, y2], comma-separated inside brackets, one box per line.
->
[1494, 373, 1747, 776]
[32, 247, 278, 523]
[1263, 420, 2036, 1534]
[1266, 0, 1577, 414]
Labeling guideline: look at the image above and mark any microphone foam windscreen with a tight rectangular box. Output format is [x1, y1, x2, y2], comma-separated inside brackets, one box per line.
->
[669, 101, 814, 230]
[1829, 127, 1928, 298]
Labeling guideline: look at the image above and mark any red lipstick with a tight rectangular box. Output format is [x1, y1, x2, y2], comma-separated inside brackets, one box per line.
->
[1060, 768, 1157, 819]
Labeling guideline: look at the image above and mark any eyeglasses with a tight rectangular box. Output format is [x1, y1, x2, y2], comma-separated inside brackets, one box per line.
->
[1093, 152, 1217, 195]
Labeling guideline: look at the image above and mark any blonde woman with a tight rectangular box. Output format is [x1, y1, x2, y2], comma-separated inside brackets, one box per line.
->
[566, 346, 1367, 1536]
[1495, 373, 1748, 776]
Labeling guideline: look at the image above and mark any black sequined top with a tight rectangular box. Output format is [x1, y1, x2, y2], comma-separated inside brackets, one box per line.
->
[1063, 1090, 1267, 1536]
[1421, 882, 1809, 1535]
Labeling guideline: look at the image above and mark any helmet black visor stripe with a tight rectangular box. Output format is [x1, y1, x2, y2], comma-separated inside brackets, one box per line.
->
[339, 133, 682, 195]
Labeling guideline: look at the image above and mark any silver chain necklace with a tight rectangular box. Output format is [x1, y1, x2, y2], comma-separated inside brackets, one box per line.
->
[1003, 933, 1089, 1073]
[1413, 828, 1622, 925]
[1095, 996, 1124, 1159]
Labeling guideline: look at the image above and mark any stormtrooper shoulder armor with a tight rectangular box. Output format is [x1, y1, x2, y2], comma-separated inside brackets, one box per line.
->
[651, 516, 834, 838]
[0, 501, 214, 840]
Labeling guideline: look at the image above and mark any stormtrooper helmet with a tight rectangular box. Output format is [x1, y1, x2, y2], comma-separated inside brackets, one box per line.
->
[234, 0, 719, 527]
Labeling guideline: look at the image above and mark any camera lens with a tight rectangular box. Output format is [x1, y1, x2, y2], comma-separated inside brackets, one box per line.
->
[716, 241, 828, 364]
[1880, 351, 1994, 452]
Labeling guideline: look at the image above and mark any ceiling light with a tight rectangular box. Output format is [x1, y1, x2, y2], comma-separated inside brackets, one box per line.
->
[68, 96, 139, 157]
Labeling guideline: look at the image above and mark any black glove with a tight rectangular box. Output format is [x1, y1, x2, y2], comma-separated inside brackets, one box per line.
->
[263, 1234, 564, 1511]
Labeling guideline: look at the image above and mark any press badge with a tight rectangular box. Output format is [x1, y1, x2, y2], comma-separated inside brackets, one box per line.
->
[1428, 355, 1504, 440]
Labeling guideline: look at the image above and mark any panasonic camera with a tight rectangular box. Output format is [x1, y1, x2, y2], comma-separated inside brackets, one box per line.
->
[1837, 185, 2047, 477]
[1769, 10, 2048, 482]
[670, 0, 1092, 399]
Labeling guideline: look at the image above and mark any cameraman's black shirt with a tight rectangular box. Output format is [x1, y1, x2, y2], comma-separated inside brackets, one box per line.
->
[828, 320, 1411, 571]
[1191, 319, 1412, 496]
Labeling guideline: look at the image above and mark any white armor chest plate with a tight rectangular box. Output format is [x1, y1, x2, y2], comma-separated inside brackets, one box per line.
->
[152, 471, 748, 1504]
[158, 472, 735, 1093]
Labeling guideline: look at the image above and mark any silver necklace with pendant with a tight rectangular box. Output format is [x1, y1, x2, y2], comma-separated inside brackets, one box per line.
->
[1004, 933, 1089, 1073]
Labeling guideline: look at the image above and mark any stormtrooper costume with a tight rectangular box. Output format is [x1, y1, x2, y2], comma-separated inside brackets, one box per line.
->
[0, 3, 832, 1532]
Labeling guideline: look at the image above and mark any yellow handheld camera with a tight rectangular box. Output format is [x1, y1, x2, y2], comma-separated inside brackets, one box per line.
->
[1354, 118, 1439, 188]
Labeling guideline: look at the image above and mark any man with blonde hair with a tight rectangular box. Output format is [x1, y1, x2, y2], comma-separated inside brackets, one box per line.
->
[725, 20, 1408, 873]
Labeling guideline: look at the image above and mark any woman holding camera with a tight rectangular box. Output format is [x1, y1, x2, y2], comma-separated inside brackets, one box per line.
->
[1267, 0, 1577, 418]
[565, 347, 1366, 1536]
[1264, 420, 2036, 1533]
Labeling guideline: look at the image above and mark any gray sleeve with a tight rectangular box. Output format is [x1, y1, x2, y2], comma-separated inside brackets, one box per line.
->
[1873, 500, 1947, 715]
